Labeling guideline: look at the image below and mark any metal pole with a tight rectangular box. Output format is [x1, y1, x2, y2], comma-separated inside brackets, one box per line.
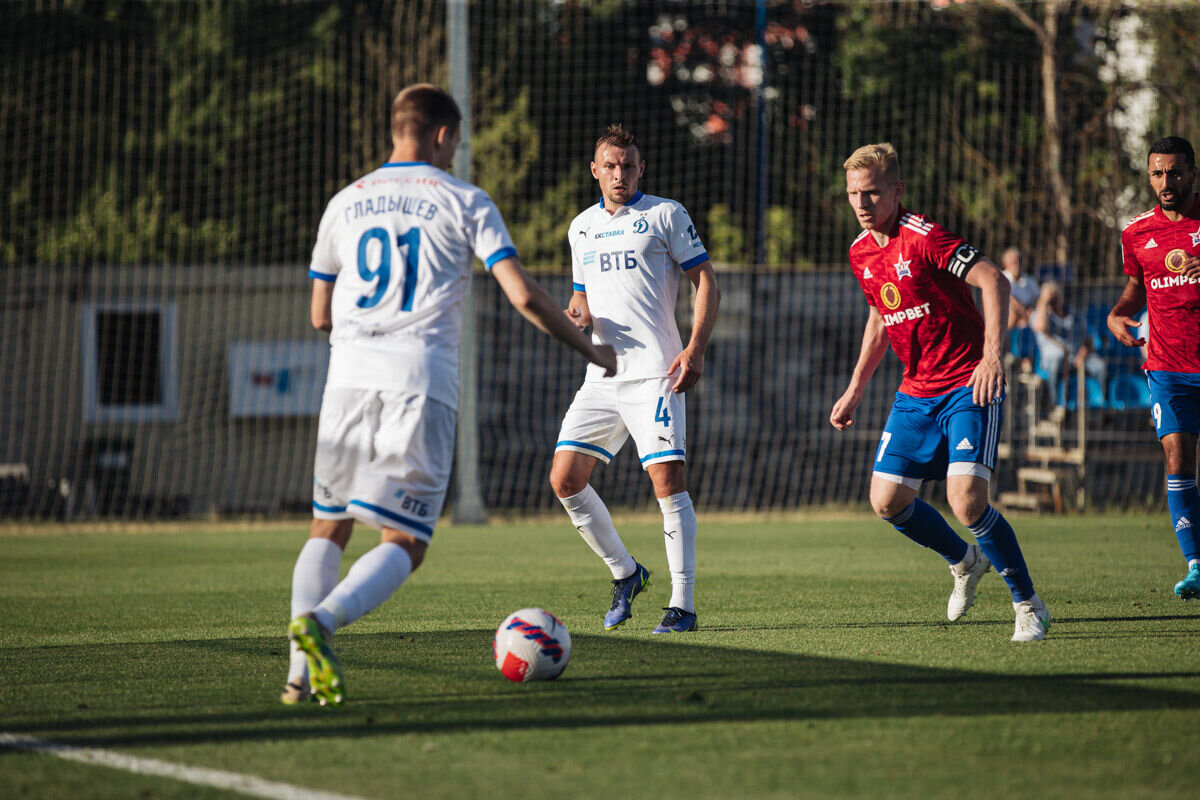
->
[449, 0, 487, 524]
[753, 0, 768, 267]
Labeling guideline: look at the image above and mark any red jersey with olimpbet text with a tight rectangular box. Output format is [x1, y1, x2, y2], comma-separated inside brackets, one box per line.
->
[1121, 195, 1200, 373]
[849, 207, 986, 397]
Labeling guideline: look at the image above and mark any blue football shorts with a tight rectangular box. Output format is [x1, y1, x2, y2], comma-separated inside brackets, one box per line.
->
[873, 385, 1003, 487]
[1147, 370, 1200, 439]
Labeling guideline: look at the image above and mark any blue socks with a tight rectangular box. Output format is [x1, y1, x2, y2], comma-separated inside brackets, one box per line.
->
[969, 506, 1034, 602]
[1166, 475, 1200, 563]
[884, 498, 969, 565]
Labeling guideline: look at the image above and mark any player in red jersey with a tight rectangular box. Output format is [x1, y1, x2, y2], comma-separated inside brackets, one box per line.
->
[1107, 136, 1200, 600]
[830, 142, 1049, 641]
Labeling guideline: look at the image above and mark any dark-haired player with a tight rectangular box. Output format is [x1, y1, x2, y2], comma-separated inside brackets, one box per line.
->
[1107, 135, 1200, 601]
[550, 125, 720, 634]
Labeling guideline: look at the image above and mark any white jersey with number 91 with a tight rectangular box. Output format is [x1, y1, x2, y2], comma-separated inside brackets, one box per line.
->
[309, 160, 516, 408]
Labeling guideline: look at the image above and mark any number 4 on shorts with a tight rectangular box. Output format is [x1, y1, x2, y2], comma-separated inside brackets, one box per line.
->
[655, 396, 671, 427]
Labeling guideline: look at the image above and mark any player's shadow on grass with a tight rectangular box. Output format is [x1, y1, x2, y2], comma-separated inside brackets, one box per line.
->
[7, 629, 1200, 749]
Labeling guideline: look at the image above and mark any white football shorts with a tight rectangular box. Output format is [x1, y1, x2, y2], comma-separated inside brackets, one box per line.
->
[312, 386, 456, 542]
[555, 376, 686, 469]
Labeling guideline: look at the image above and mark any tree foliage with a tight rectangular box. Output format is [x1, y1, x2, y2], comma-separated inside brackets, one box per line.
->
[0, 1, 1193, 277]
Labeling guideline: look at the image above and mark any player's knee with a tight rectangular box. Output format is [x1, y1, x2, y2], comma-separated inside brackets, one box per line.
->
[1163, 446, 1195, 476]
[382, 531, 427, 570]
[947, 492, 986, 527]
[549, 467, 586, 498]
[648, 462, 686, 497]
[869, 489, 906, 519]
[310, 518, 353, 549]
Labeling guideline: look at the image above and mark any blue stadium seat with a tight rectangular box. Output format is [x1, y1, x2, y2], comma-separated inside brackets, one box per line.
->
[1108, 373, 1152, 410]
[1085, 302, 1127, 358]
[1009, 327, 1038, 363]
[1063, 376, 1108, 411]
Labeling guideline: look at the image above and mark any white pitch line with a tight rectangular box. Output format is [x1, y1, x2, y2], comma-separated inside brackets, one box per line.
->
[1, 733, 369, 800]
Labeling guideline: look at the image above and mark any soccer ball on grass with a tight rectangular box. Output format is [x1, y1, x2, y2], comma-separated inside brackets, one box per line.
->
[493, 608, 572, 682]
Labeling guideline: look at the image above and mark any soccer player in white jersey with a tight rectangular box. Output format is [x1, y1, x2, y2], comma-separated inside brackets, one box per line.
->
[283, 84, 616, 705]
[551, 125, 720, 634]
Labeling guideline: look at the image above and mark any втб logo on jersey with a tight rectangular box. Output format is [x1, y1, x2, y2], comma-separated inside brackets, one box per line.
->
[880, 282, 903, 310]
[1166, 248, 1188, 274]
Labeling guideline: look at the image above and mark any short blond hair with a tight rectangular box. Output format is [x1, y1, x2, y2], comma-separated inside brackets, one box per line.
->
[843, 142, 901, 185]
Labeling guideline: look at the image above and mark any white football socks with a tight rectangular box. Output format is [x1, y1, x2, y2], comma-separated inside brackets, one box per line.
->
[312, 542, 413, 633]
[658, 491, 697, 612]
[559, 484, 637, 579]
[287, 537, 343, 685]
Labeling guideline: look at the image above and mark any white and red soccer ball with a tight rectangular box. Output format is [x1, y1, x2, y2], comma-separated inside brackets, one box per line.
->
[493, 608, 572, 682]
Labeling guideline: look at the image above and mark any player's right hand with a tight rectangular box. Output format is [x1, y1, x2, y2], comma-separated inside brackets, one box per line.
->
[830, 388, 861, 431]
[593, 344, 618, 377]
[1182, 254, 1200, 280]
[1106, 312, 1145, 348]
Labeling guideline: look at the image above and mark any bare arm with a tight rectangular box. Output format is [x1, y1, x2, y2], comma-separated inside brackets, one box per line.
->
[1008, 296, 1031, 327]
[964, 258, 1008, 405]
[311, 279, 334, 332]
[1030, 291, 1052, 336]
[668, 261, 720, 393]
[1106, 276, 1147, 347]
[490, 257, 617, 376]
[830, 306, 890, 431]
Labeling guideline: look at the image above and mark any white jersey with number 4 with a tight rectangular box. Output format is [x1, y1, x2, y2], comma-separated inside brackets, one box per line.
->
[309, 160, 516, 407]
[569, 191, 709, 382]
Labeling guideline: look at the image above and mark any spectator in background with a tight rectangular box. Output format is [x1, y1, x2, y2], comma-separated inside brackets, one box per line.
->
[1001, 247, 1039, 330]
[1031, 281, 1105, 407]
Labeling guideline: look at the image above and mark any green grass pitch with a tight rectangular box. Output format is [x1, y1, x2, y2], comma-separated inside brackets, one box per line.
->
[1, 513, 1197, 799]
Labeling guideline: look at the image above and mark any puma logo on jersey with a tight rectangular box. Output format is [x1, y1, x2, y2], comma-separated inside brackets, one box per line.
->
[956, 438, 974, 451]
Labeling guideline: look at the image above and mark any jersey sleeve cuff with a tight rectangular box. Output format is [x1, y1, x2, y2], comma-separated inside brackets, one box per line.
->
[573, 282, 587, 293]
[308, 269, 337, 282]
[680, 253, 709, 271]
[484, 246, 518, 270]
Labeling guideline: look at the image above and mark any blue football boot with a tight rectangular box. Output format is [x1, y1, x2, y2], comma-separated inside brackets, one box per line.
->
[1174, 563, 1200, 600]
[604, 562, 650, 630]
[652, 606, 698, 634]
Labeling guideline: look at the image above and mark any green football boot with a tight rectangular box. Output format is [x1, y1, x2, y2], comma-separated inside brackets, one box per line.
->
[288, 613, 345, 706]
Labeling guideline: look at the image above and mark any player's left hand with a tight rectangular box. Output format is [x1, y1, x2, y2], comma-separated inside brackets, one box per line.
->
[969, 352, 1005, 406]
[668, 346, 703, 393]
